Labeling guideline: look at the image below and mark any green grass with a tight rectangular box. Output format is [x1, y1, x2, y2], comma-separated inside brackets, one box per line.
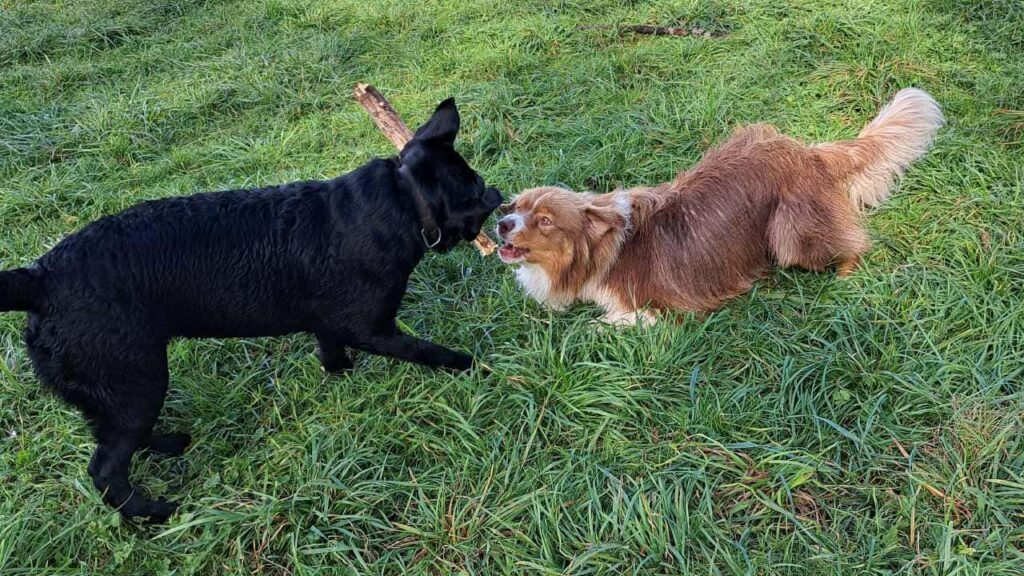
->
[1, 0, 1022, 573]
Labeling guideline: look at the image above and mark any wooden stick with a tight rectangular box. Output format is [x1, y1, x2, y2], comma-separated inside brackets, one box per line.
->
[577, 24, 720, 38]
[353, 84, 415, 149]
[624, 25, 694, 36]
[353, 83, 498, 256]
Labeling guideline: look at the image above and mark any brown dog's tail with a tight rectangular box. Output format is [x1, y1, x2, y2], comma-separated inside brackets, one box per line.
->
[0, 268, 42, 312]
[821, 88, 944, 210]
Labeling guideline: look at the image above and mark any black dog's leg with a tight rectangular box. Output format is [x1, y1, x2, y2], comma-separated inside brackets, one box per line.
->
[143, 432, 192, 457]
[351, 325, 473, 371]
[89, 424, 178, 523]
[317, 332, 354, 374]
[84, 346, 179, 523]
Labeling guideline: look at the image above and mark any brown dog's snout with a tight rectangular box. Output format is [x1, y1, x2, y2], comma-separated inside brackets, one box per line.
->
[497, 216, 516, 238]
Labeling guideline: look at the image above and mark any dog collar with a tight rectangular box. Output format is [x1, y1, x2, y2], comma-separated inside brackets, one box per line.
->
[397, 166, 442, 250]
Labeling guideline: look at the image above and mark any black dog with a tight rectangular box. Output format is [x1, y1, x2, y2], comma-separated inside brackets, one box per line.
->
[0, 98, 502, 523]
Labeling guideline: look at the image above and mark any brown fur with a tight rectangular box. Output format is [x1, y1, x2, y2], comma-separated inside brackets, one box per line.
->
[497, 89, 943, 324]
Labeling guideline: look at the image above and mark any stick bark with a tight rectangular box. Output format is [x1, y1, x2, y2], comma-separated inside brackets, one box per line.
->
[353, 83, 498, 256]
[577, 24, 720, 38]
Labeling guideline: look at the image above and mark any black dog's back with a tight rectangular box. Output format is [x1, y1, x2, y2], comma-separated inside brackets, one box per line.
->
[0, 98, 502, 522]
[34, 159, 417, 339]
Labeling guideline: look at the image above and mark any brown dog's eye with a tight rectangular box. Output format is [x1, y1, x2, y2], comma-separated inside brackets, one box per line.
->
[498, 203, 515, 216]
[538, 216, 552, 227]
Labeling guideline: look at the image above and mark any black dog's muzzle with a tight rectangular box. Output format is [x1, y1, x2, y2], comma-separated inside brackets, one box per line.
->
[484, 187, 503, 210]
[456, 187, 503, 243]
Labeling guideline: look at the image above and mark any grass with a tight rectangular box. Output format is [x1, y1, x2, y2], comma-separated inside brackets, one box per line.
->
[1, 0, 1022, 573]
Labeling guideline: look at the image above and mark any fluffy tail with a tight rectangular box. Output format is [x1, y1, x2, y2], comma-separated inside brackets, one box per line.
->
[0, 268, 42, 312]
[824, 88, 944, 210]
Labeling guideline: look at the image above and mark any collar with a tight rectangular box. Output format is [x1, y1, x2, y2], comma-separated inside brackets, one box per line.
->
[397, 165, 442, 249]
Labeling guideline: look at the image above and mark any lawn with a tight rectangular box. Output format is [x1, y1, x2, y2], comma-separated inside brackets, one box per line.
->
[1, 0, 1022, 574]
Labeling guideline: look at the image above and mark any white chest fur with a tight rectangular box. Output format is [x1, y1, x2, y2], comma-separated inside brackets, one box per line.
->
[515, 264, 568, 310]
[520, 264, 561, 307]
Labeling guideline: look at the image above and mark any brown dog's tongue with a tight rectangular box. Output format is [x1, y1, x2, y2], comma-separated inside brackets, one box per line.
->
[498, 244, 528, 260]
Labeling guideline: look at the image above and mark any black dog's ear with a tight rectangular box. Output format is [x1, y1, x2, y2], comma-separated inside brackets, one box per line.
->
[413, 98, 460, 145]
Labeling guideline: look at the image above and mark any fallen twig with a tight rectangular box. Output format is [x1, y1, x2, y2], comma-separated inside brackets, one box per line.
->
[578, 24, 722, 38]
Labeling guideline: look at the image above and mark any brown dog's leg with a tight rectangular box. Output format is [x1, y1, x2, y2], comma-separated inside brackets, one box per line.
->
[769, 192, 870, 274]
[836, 254, 861, 277]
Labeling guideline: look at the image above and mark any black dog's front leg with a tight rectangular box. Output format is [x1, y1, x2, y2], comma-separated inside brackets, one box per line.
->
[352, 327, 473, 371]
[317, 333, 354, 374]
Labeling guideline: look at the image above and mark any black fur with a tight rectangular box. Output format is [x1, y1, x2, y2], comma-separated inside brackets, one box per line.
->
[0, 99, 502, 523]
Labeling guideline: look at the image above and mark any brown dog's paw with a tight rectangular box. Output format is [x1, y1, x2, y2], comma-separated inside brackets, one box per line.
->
[836, 255, 860, 278]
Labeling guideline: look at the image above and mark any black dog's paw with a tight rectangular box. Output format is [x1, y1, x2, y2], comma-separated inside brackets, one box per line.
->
[442, 351, 474, 372]
[322, 356, 354, 374]
[140, 499, 179, 525]
[120, 497, 179, 525]
[144, 432, 192, 457]
[319, 346, 354, 375]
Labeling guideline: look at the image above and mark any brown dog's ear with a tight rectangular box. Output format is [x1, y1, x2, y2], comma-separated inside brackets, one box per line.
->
[584, 202, 623, 239]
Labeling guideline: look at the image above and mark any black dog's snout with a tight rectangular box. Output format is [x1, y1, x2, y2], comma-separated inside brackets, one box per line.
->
[497, 216, 515, 237]
[484, 187, 503, 210]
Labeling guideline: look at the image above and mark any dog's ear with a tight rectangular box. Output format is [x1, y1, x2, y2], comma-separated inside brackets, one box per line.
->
[585, 202, 623, 239]
[413, 98, 460, 145]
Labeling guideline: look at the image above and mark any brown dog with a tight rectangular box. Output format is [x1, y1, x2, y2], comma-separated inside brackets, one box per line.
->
[496, 89, 943, 325]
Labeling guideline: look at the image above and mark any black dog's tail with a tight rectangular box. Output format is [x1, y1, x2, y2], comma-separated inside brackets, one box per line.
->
[0, 268, 42, 312]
